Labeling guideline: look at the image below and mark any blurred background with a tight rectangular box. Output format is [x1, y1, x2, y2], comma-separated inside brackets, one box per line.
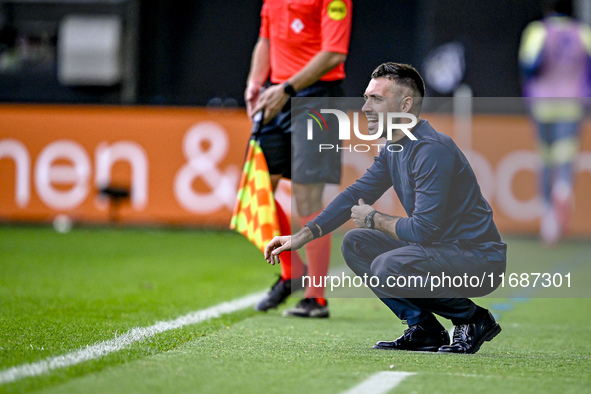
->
[0, 0, 590, 237]
[2, 0, 586, 104]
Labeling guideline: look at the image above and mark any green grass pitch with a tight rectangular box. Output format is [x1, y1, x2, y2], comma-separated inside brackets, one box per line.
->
[0, 226, 590, 393]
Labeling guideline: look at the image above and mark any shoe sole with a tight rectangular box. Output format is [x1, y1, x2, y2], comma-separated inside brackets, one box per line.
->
[254, 290, 295, 312]
[373, 344, 441, 352]
[255, 301, 284, 312]
[283, 310, 329, 318]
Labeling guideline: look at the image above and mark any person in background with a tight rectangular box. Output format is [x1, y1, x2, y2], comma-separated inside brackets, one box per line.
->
[519, 0, 591, 245]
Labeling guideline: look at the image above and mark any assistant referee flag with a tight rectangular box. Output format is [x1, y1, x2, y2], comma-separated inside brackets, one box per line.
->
[230, 118, 280, 253]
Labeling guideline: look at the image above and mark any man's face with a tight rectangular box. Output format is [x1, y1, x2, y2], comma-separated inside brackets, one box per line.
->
[362, 77, 409, 136]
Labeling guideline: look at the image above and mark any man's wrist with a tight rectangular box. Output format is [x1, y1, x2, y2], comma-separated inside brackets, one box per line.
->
[365, 210, 378, 229]
[304, 221, 322, 239]
[282, 82, 297, 97]
[298, 225, 315, 246]
[246, 81, 261, 90]
[372, 212, 402, 241]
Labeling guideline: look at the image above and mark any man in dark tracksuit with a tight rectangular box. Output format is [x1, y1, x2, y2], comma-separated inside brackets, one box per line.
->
[264, 62, 507, 354]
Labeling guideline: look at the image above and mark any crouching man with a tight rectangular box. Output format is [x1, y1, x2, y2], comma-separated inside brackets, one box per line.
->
[264, 62, 506, 354]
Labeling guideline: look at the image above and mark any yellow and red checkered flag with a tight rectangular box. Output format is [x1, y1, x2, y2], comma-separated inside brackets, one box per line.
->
[230, 123, 280, 253]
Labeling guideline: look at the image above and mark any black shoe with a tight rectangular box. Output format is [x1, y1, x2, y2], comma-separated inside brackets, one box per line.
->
[283, 298, 329, 318]
[373, 325, 450, 352]
[255, 276, 304, 312]
[438, 311, 501, 354]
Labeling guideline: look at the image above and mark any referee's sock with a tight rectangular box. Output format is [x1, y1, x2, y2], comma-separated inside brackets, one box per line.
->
[276, 201, 306, 280]
[300, 210, 331, 305]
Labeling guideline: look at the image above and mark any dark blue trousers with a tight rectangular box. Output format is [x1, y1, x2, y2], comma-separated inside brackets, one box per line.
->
[341, 229, 505, 326]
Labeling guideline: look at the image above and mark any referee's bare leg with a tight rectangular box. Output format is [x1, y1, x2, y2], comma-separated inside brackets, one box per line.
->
[254, 174, 307, 312]
[289, 182, 331, 311]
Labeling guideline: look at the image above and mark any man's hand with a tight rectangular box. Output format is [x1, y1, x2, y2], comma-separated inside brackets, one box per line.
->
[263, 226, 314, 264]
[264, 235, 292, 265]
[251, 84, 290, 124]
[245, 83, 262, 118]
[351, 198, 376, 228]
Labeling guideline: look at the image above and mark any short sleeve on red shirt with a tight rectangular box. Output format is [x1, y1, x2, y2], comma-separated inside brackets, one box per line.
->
[321, 0, 352, 54]
[260, 2, 270, 39]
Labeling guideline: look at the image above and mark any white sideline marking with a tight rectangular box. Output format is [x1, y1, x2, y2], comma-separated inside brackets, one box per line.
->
[342, 371, 415, 394]
[0, 291, 266, 385]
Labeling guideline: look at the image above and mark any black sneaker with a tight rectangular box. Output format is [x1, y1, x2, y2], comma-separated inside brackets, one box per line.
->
[438, 310, 501, 354]
[373, 325, 450, 352]
[255, 276, 305, 312]
[283, 298, 329, 318]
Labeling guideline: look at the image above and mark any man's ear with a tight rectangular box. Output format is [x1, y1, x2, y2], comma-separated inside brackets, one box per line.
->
[401, 96, 413, 113]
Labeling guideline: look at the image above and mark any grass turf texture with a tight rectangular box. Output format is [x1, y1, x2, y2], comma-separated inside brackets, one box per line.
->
[1, 226, 590, 393]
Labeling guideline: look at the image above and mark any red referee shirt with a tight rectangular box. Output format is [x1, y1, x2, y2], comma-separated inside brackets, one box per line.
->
[260, 0, 352, 84]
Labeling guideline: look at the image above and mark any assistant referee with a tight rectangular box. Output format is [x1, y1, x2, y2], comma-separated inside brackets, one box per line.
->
[246, 0, 352, 318]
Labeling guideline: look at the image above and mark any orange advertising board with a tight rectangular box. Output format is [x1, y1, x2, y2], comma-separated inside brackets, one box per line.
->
[0, 105, 251, 227]
[0, 105, 590, 235]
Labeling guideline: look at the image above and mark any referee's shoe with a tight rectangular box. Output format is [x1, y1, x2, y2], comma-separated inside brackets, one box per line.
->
[255, 275, 304, 312]
[283, 298, 329, 318]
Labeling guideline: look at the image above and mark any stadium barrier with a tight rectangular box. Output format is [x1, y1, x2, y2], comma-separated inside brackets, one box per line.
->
[0, 105, 590, 235]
